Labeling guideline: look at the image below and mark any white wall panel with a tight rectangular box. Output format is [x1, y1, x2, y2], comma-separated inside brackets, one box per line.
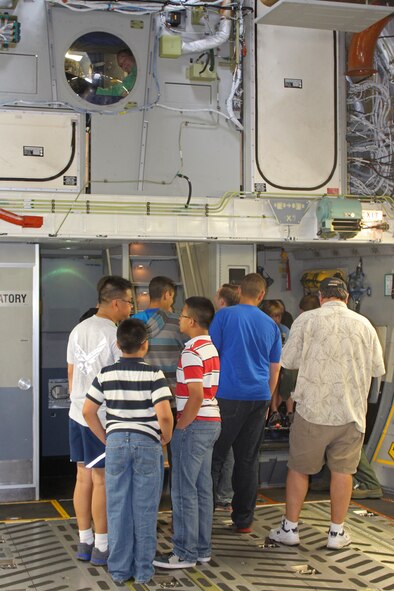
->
[254, 22, 340, 192]
[0, 110, 83, 192]
[90, 112, 146, 195]
[0, 1, 52, 102]
[90, 50, 241, 198]
[0, 54, 38, 94]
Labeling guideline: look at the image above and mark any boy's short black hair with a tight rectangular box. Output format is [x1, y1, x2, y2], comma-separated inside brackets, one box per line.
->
[185, 296, 215, 329]
[117, 318, 148, 354]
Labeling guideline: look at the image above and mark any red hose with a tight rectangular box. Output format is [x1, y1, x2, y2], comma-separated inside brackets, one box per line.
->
[0, 208, 43, 228]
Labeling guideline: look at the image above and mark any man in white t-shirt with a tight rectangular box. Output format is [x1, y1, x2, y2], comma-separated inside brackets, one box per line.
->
[67, 275, 133, 565]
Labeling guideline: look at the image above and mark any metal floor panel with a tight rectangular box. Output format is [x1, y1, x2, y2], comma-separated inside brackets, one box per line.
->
[0, 502, 393, 591]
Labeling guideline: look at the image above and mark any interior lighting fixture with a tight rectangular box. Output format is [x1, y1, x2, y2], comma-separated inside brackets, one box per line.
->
[65, 51, 84, 62]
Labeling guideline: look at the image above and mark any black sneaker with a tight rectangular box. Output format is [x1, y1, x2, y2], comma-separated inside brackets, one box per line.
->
[153, 552, 196, 569]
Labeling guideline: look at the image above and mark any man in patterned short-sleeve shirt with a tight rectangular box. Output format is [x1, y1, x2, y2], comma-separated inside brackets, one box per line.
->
[269, 277, 385, 550]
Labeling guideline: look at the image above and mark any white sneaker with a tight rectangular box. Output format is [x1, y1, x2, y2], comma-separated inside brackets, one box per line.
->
[327, 529, 351, 550]
[269, 518, 300, 546]
[153, 552, 196, 569]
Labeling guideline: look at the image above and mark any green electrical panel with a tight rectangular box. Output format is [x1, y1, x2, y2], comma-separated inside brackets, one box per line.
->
[316, 197, 362, 239]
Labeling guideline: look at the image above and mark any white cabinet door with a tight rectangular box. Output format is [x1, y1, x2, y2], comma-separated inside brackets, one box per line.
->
[0, 245, 39, 501]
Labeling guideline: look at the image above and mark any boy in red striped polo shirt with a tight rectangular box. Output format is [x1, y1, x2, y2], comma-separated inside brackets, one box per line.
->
[153, 297, 221, 569]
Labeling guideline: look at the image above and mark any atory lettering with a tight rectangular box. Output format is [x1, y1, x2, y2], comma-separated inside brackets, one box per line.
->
[0, 293, 28, 304]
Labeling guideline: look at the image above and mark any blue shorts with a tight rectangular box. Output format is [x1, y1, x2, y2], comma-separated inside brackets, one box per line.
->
[69, 418, 105, 468]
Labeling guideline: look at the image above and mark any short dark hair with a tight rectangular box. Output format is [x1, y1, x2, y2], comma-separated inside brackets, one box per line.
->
[218, 284, 240, 307]
[299, 294, 320, 312]
[117, 48, 133, 58]
[117, 318, 147, 353]
[149, 276, 176, 300]
[98, 276, 132, 304]
[185, 296, 215, 329]
[240, 273, 266, 299]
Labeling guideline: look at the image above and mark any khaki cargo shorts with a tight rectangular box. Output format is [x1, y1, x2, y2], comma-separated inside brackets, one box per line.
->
[288, 411, 364, 475]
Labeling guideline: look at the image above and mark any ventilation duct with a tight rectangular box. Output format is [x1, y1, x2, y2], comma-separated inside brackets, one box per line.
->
[347, 15, 392, 77]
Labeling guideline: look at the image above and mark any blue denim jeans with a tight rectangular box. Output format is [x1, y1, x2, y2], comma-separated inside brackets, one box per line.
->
[171, 421, 221, 562]
[105, 432, 163, 583]
[212, 399, 270, 529]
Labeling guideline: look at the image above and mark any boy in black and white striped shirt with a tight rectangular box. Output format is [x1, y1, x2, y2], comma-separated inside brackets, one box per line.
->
[83, 319, 173, 585]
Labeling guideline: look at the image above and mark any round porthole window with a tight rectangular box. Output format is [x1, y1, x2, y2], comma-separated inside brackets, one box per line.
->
[65, 32, 137, 106]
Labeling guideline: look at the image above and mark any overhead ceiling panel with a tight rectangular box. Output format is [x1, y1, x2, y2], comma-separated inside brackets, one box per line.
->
[255, 0, 394, 32]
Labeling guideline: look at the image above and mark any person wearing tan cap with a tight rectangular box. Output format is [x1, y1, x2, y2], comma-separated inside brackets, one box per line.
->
[269, 277, 385, 550]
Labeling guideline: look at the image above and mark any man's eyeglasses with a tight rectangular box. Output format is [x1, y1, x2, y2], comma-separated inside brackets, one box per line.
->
[179, 314, 192, 320]
[118, 299, 133, 306]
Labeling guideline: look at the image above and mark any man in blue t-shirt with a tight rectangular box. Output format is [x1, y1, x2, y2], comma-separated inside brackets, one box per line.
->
[210, 273, 282, 532]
